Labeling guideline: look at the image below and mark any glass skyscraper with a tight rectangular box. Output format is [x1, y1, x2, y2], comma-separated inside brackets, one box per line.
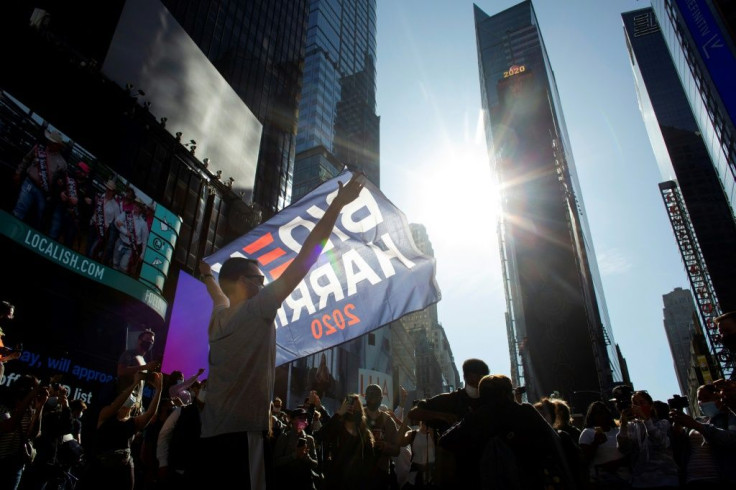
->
[474, 1, 625, 409]
[291, 0, 379, 202]
[623, 7, 736, 378]
[651, 0, 736, 219]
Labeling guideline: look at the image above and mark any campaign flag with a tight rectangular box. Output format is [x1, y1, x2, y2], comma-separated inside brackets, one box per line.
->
[204, 170, 441, 366]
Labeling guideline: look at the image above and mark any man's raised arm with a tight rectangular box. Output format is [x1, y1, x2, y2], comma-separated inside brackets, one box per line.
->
[271, 173, 364, 303]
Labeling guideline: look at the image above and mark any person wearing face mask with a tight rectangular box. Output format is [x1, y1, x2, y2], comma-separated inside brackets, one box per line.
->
[167, 368, 205, 406]
[669, 383, 736, 487]
[406, 358, 489, 489]
[272, 408, 320, 489]
[116, 329, 160, 398]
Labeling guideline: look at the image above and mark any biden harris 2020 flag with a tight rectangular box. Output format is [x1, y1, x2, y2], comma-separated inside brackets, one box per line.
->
[204, 170, 441, 366]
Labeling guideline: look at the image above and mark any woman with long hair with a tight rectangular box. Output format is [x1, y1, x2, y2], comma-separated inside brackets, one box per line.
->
[316, 394, 375, 490]
[579, 401, 630, 489]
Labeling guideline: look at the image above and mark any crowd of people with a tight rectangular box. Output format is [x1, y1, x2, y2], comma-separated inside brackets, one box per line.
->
[2, 353, 735, 490]
[2, 173, 736, 490]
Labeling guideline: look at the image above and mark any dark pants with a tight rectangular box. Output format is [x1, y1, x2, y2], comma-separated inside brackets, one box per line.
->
[192, 432, 257, 490]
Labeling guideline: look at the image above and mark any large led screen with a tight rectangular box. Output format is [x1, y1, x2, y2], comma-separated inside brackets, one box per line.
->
[0, 89, 180, 319]
[102, 0, 262, 201]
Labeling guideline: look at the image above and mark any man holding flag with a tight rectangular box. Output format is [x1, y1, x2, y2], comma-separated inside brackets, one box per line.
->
[196, 173, 364, 490]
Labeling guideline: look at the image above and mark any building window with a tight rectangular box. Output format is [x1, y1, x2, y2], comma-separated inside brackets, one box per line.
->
[368, 333, 375, 346]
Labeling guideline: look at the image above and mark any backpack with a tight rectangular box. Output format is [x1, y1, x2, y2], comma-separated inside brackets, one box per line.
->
[479, 405, 574, 490]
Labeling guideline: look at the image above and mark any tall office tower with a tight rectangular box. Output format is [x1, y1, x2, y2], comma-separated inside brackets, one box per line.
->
[662, 288, 699, 397]
[623, 8, 736, 378]
[291, 0, 380, 202]
[650, 0, 736, 219]
[161, 0, 310, 217]
[474, 1, 624, 410]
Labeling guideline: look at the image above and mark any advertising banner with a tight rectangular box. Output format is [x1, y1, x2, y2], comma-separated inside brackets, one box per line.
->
[205, 170, 441, 366]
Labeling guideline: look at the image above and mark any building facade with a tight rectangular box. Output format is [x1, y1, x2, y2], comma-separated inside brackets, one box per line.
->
[161, 0, 310, 217]
[650, 0, 736, 219]
[291, 0, 380, 202]
[623, 7, 736, 378]
[474, 1, 625, 411]
[662, 287, 699, 397]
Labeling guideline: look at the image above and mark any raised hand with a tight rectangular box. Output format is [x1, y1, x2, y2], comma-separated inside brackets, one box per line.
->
[333, 173, 365, 208]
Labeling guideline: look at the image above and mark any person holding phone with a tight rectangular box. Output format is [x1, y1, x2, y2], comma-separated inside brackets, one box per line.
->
[315, 394, 375, 490]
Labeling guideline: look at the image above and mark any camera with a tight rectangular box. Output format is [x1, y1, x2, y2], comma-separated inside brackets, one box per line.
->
[515, 386, 527, 394]
[667, 394, 689, 411]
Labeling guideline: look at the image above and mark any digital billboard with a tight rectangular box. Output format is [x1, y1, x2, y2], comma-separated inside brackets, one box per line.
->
[0, 89, 181, 319]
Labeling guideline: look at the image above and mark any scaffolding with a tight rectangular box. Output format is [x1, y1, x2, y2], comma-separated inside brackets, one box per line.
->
[659, 181, 733, 379]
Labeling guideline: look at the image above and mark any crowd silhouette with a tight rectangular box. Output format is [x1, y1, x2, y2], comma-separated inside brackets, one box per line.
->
[2, 354, 736, 490]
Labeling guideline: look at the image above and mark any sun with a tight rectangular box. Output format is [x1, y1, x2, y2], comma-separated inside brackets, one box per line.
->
[412, 121, 502, 251]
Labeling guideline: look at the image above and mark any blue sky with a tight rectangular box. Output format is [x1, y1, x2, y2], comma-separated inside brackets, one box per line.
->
[376, 0, 689, 404]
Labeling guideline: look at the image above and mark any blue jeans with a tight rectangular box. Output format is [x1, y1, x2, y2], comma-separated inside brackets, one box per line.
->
[12, 177, 47, 228]
[113, 239, 133, 273]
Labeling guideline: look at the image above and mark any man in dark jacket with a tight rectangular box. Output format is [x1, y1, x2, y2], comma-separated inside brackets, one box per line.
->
[439, 374, 577, 490]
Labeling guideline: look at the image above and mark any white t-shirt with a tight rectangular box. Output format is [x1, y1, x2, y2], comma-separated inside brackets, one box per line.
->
[579, 427, 624, 466]
[201, 285, 279, 437]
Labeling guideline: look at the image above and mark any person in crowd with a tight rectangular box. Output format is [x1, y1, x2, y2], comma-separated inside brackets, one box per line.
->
[714, 311, 736, 359]
[439, 374, 576, 489]
[316, 394, 375, 490]
[0, 375, 46, 490]
[69, 398, 87, 446]
[391, 386, 412, 490]
[396, 418, 436, 490]
[195, 173, 364, 490]
[80, 370, 162, 490]
[669, 383, 736, 487]
[555, 398, 583, 444]
[534, 397, 586, 490]
[87, 179, 121, 261]
[22, 381, 74, 490]
[112, 198, 149, 276]
[272, 407, 320, 489]
[363, 384, 400, 490]
[156, 380, 205, 490]
[0, 301, 21, 382]
[270, 400, 287, 443]
[166, 368, 205, 406]
[116, 329, 159, 398]
[138, 397, 176, 490]
[12, 128, 68, 229]
[407, 358, 489, 489]
[272, 397, 288, 426]
[304, 390, 331, 436]
[578, 401, 630, 489]
[617, 390, 679, 489]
